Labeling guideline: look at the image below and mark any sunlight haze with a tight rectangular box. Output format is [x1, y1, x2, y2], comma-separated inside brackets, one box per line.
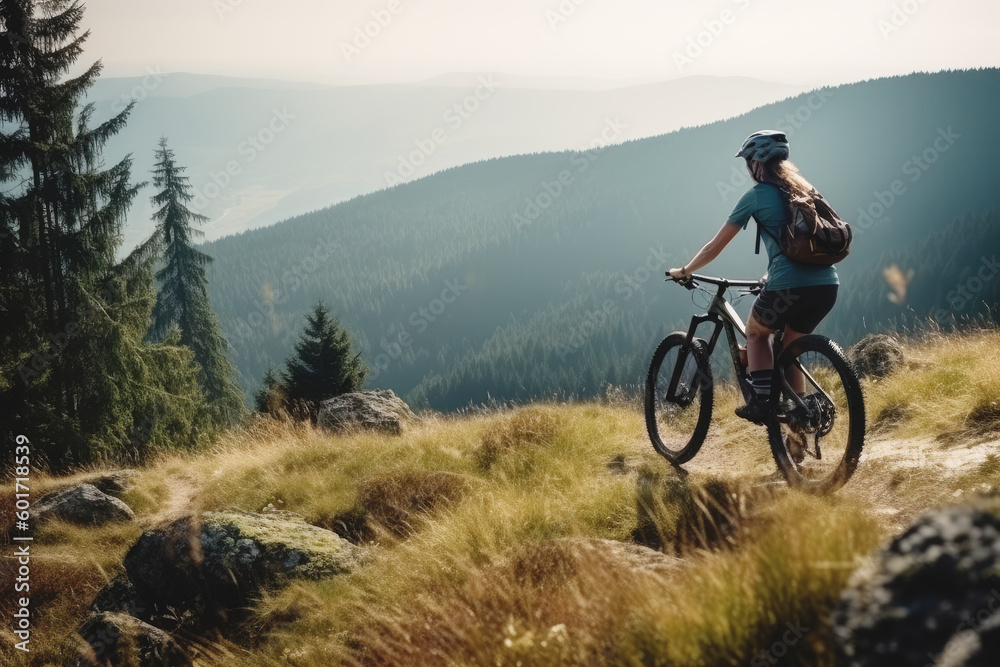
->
[83, 0, 1000, 87]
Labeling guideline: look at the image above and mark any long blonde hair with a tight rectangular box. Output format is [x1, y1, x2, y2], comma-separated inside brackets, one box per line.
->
[748, 159, 817, 202]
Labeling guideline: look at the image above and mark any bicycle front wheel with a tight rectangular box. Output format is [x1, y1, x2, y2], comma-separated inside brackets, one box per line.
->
[767, 335, 866, 494]
[644, 333, 713, 464]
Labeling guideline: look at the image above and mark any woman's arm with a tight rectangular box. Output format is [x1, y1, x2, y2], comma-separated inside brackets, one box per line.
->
[667, 222, 741, 280]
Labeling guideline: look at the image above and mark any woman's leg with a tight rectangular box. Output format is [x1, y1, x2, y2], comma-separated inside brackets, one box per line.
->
[736, 311, 777, 421]
[746, 311, 776, 372]
[782, 326, 808, 395]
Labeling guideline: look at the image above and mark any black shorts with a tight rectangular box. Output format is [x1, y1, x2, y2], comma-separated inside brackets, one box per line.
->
[751, 284, 838, 334]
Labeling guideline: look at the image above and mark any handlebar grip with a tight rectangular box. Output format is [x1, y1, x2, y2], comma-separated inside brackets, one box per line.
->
[665, 272, 697, 290]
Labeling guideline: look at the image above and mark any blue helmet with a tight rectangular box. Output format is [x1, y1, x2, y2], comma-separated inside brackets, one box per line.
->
[736, 130, 789, 162]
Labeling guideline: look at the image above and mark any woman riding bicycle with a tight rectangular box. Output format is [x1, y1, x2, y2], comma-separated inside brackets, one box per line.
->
[667, 130, 840, 424]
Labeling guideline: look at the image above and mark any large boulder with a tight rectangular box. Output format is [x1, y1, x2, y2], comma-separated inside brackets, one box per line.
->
[318, 389, 417, 435]
[833, 506, 1000, 667]
[848, 333, 904, 379]
[74, 612, 189, 667]
[121, 510, 365, 628]
[33, 483, 135, 525]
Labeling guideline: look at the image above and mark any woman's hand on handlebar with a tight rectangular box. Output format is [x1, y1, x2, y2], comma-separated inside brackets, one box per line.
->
[667, 267, 691, 282]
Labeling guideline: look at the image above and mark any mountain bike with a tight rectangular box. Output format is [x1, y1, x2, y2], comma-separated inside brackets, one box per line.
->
[644, 273, 865, 494]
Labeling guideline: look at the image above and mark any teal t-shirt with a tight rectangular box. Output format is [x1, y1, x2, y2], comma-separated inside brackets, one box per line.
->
[727, 183, 839, 291]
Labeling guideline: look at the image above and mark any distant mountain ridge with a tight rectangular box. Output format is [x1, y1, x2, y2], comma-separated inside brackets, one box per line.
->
[198, 68, 1000, 409]
[93, 72, 808, 249]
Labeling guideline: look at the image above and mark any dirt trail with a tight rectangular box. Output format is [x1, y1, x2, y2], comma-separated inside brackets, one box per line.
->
[679, 429, 998, 481]
[144, 475, 202, 525]
[670, 428, 1000, 528]
[861, 433, 999, 472]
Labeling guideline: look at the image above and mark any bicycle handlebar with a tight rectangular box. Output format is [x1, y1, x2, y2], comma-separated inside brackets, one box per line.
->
[666, 272, 763, 291]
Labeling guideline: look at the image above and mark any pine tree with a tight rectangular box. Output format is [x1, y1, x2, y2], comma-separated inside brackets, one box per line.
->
[148, 138, 245, 425]
[282, 301, 368, 419]
[0, 2, 209, 464]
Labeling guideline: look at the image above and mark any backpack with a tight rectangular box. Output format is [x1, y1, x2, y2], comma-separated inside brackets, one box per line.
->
[755, 183, 852, 265]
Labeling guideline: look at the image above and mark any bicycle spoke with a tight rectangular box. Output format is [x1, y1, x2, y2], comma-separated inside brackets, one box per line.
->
[772, 336, 865, 493]
[645, 334, 713, 464]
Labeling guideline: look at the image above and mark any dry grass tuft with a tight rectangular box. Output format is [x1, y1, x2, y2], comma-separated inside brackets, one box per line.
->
[341, 540, 668, 666]
[353, 470, 471, 540]
[865, 327, 1000, 440]
[633, 466, 769, 554]
[0, 520, 141, 665]
[325, 490, 880, 667]
[473, 408, 561, 469]
[967, 399, 1000, 432]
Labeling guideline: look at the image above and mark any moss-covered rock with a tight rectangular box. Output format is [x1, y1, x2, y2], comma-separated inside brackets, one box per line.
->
[119, 510, 365, 629]
[201, 509, 363, 582]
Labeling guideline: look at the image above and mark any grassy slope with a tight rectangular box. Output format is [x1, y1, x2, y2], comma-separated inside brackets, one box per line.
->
[3, 329, 1000, 666]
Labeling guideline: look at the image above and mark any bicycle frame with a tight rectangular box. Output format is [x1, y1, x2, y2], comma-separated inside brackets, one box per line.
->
[672, 277, 759, 404]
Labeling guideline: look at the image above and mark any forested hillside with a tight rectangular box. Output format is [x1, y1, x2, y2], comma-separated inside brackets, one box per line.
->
[202, 69, 1000, 410]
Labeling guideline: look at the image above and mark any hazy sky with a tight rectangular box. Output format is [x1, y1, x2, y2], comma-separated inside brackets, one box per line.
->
[82, 0, 1000, 87]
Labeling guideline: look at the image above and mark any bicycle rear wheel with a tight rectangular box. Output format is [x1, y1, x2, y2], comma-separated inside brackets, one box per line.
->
[767, 335, 865, 494]
[644, 333, 713, 464]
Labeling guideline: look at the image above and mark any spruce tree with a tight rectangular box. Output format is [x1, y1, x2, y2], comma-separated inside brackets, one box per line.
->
[0, 2, 208, 463]
[148, 138, 245, 425]
[282, 301, 368, 419]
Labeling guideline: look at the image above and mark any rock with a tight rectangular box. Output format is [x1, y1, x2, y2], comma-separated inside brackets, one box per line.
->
[318, 389, 417, 435]
[74, 612, 189, 667]
[81, 469, 139, 497]
[33, 483, 135, 525]
[833, 506, 1000, 667]
[513, 538, 684, 589]
[848, 333, 904, 379]
[123, 510, 365, 628]
[90, 574, 152, 621]
[561, 538, 685, 576]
